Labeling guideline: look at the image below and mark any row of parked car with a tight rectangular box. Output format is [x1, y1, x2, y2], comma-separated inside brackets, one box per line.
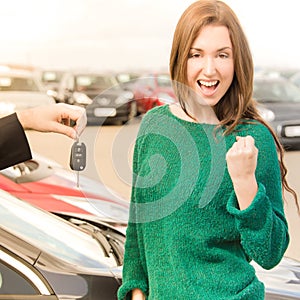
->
[0, 64, 177, 126]
[41, 69, 176, 125]
[42, 66, 300, 150]
[1, 64, 300, 150]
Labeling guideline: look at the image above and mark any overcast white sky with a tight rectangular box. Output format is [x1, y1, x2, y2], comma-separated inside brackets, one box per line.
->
[0, 0, 299, 72]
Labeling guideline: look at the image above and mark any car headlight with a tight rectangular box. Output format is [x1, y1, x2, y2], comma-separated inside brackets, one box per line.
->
[73, 92, 93, 105]
[115, 91, 134, 105]
[47, 89, 58, 99]
[0, 102, 16, 117]
[257, 106, 275, 122]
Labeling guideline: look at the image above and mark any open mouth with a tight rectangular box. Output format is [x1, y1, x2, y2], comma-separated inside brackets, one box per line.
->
[197, 80, 219, 93]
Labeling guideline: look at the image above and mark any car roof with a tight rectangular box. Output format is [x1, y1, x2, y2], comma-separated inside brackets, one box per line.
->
[254, 74, 289, 82]
[0, 66, 36, 77]
[62, 70, 116, 76]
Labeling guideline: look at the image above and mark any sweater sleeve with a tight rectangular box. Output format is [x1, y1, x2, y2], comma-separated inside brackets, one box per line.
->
[117, 221, 149, 299]
[226, 123, 289, 270]
[0, 113, 32, 170]
[117, 115, 151, 300]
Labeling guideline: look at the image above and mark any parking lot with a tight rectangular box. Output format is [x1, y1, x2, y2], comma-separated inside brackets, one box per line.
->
[26, 119, 300, 262]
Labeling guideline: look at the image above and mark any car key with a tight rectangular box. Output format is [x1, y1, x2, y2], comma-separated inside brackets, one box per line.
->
[69, 139, 86, 187]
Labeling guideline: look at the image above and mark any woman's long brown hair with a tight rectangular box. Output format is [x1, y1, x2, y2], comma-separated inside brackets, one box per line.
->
[169, 0, 299, 212]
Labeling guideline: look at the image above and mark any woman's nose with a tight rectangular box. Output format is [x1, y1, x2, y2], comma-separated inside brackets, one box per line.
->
[202, 57, 216, 76]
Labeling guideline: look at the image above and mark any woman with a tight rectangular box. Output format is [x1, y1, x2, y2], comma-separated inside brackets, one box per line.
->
[118, 1, 299, 299]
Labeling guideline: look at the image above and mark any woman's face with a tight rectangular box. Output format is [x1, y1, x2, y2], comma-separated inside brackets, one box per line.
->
[187, 25, 234, 107]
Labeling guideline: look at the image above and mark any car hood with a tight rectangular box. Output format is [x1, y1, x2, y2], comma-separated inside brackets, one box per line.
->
[83, 87, 125, 100]
[259, 101, 300, 121]
[14, 173, 130, 225]
[0, 153, 129, 226]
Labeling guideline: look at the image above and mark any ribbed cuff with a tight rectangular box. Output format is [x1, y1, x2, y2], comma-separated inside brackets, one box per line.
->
[226, 183, 270, 230]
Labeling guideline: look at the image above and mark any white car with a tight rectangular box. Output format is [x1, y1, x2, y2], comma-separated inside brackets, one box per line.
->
[0, 66, 55, 117]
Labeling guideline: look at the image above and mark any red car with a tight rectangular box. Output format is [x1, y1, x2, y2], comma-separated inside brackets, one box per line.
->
[122, 73, 177, 115]
[0, 153, 129, 232]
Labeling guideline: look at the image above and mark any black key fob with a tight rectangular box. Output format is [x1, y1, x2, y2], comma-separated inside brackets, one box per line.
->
[70, 141, 86, 171]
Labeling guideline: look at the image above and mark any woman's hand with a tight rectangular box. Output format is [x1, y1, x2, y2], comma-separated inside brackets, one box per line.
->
[17, 103, 87, 139]
[132, 288, 146, 300]
[226, 135, 258, 210]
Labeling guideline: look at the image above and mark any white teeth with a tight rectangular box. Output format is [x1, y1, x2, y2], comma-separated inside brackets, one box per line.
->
[199, 80, 218, 87]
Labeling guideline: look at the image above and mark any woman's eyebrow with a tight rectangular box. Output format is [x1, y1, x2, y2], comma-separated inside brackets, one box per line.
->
[190, 46, 232, 52]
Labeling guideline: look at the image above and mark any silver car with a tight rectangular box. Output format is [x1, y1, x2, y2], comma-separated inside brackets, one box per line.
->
[0, 189, 123, 299]
[252, 257, 300, 299]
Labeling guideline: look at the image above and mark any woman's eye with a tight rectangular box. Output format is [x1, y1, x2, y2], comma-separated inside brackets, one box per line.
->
[189, 53, 201, 59]
[219, 53, 229, 59]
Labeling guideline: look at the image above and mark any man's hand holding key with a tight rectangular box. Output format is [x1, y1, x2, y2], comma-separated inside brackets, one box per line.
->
[17, 103, 87, 140]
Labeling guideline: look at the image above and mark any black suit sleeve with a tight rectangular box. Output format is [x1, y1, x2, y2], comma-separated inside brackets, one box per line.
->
[0, 113, 32, 170]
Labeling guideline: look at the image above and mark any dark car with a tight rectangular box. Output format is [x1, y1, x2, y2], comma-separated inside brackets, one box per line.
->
[0, 189, 123, 299]
[123, 73, 177, 115]
[253, 75, 300, 150]
[56, 72, 137, 125]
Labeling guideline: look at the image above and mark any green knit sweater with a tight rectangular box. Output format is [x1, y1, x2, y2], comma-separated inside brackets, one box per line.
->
[118, 105, 289, 300]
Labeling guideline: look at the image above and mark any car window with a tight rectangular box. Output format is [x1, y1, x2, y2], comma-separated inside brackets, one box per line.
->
[42, 71, 63, 84]
[0, 247, 54, 298]
[0, 191, 117, 269]
[291, 72, 300, 87]
[75, 75, 119, 92]
[0, 77, 40, 92]
[0, 260, 37, 294]
[253, 80, 300, 102]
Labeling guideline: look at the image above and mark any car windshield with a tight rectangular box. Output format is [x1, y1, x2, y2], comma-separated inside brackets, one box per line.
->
[75, 75, 119, 92]
[157, 74, 172, 88]
[0, 190, 117, 269]
[253, 79, 300, 102]
[42, 71, 64, 84]
[0, 76, 41, 92]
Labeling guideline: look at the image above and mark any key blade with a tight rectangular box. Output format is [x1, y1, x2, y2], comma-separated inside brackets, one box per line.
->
[77, 171, 80, 188]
